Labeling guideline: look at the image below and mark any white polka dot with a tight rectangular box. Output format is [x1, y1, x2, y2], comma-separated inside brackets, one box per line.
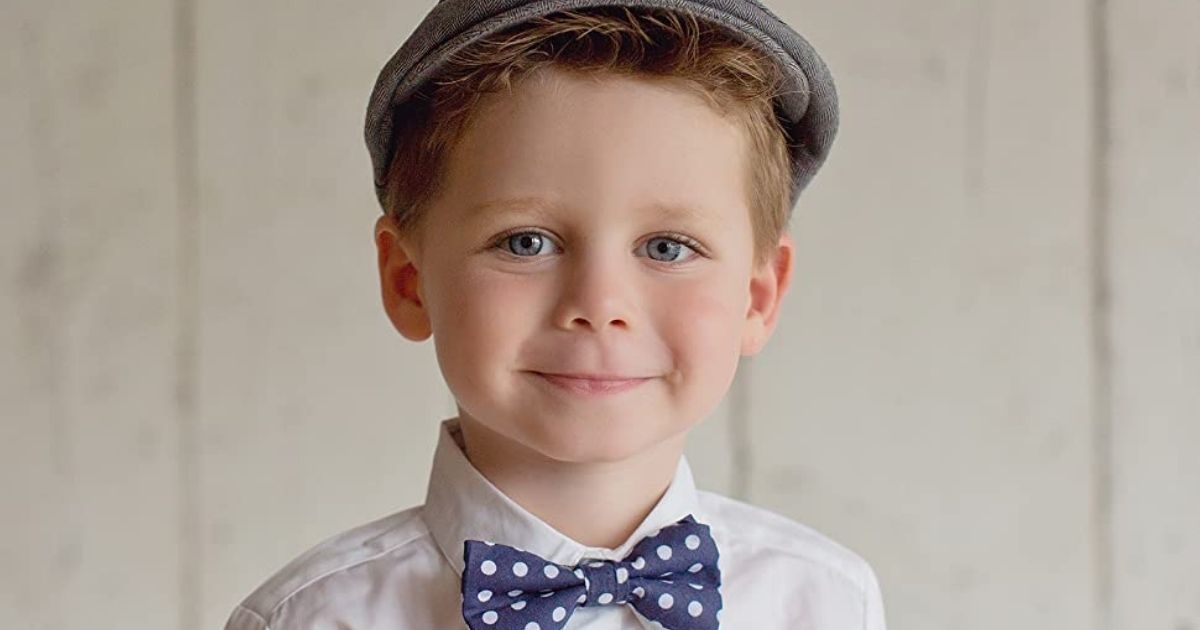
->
[508, 589, 522, 597]
[685, 534, 701, 550]
[525, 623, 540, 630]
[658, 593, 674, 609]
[512, 561, 528, 577]
[482, 610, 498, 625]
[632, 586, 645, 598]
[656, 545, 672, 560]
[573, 568, 584, 579]
[688, 600, 703, 617]
[588, 560, 605, 567]
[477, 590, 492, 602]
[688, 562, 703, 573]
[689, 582, 704, 590]
[511, 600, 526, 610]
[552, 607, 567, 621]
[597, 592, 613, 604]
[540, 590, 553, 598]
[480, 560, 497, 575]
[632, 557, 646, 569]
[616, 567, 628, 583]
[544, 565, 559, 578]
[577, 593, 586, 604]
[484, 541, 495, 546]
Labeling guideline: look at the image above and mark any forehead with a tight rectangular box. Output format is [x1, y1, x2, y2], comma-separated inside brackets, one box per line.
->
[441, 70, 751, 228]
[466, 195, 723, 225]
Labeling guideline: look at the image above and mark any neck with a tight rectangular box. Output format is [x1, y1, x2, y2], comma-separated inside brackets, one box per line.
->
[456, 413, 687, 550]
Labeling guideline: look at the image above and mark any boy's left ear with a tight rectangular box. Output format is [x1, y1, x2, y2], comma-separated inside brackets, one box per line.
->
[741, 230, 795, 356]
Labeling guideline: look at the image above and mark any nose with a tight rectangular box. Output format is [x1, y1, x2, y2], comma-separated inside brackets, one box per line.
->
[553, 247, 633, 332]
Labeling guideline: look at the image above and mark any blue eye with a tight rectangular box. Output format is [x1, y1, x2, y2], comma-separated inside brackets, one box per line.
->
[491, 229, 705, 263]
[500, 231, 558, 257]
[644, 236, 699, 263]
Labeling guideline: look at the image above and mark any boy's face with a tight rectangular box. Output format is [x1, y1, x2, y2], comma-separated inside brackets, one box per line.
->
[376, 66, 793, 465]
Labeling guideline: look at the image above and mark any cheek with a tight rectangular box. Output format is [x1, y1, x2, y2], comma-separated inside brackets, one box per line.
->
[431, 266, 540, 371]
[654, 274, 746, 368]
[649, 275, 746, 427]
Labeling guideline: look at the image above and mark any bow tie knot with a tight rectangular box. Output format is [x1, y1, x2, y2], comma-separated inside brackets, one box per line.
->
[461, 514, 723, 629]
[578, 560, 621, 606]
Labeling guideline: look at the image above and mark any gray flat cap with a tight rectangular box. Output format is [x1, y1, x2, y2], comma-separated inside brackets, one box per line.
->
[364, 0, 839, 214]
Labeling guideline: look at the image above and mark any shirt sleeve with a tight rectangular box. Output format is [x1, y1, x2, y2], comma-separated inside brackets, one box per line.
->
[224, 603, 270, 630]
[863, 562, 887, 630]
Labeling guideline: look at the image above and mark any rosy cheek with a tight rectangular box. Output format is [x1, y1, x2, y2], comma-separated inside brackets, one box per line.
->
[655, 279, 743, 354]
[451, 269, 539, 344]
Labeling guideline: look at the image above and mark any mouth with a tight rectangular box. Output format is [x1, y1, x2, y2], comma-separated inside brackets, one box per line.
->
[530, 371, 652, 396]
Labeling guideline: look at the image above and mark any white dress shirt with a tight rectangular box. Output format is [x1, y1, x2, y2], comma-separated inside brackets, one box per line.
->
[224, 417, 887, 629]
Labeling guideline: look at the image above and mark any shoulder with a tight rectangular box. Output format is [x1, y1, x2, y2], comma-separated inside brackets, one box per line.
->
[230, 504, 430, 624]
[696, 489, 882, 600]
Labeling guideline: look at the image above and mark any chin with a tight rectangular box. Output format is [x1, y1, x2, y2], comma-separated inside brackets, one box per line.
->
[522, 420, 666, 465]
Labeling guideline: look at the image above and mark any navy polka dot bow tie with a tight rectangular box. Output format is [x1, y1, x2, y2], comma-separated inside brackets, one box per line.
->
[461, 514, 723, 629]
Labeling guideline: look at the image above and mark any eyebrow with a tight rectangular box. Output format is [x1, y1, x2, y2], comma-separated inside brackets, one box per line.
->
[467, 196, 717, 224]
[467, 197, 561, 218]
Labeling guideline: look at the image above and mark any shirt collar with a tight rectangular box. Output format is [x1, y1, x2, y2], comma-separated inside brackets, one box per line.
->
[421, 416, 702, 577]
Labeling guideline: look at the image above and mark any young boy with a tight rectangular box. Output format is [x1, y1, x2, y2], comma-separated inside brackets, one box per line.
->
[225, 1, 886, 628]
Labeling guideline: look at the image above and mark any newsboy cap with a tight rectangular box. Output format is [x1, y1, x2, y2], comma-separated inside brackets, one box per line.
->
[364, 0, 839, 214]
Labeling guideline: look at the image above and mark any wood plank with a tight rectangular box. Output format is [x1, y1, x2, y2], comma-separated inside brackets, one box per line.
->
[1107, 1, 1200, 627]
[0, 0, 183, 628]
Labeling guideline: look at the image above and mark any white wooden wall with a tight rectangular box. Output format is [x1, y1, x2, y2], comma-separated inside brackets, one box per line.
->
[2, 1, 1196, 629]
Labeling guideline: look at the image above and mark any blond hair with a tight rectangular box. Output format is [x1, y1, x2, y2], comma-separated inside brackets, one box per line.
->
[383, 5, 794, 269]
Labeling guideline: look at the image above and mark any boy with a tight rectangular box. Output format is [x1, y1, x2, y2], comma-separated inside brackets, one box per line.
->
[225, 1, 886, 629]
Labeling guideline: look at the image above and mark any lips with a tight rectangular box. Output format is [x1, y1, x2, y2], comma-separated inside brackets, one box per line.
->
[531, 371, 651, 395]
[538, 372, 645, 380]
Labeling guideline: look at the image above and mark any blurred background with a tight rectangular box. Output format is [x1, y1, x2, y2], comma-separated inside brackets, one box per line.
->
[2, 0, 1197, 628]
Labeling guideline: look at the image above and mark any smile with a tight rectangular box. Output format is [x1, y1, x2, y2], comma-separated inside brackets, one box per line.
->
[531, 372, 651, 396]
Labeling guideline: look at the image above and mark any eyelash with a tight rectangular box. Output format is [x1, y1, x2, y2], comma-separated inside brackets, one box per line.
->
[489, 228, 708, 261]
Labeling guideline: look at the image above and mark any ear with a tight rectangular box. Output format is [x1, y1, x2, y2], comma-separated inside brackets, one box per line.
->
[375, 214, 432, 341]
[740, 230, 795, 356]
